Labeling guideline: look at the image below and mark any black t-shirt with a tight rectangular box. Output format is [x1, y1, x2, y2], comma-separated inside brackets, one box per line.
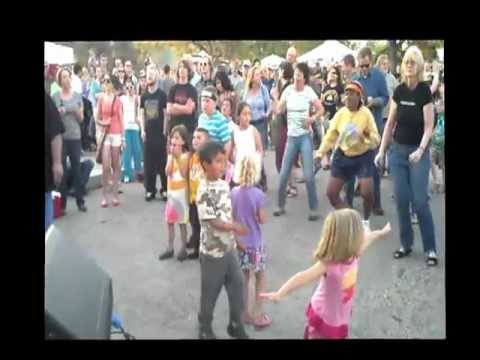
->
[45, 92, 65, 192]
[393, 82, 433, 145]
[322, 83, 344, 119]
[140, 87, 167, 140]
[168, 83, 198, 134]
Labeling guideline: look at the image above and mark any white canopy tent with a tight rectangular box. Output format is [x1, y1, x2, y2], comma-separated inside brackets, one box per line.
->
[298, 40, 356, 65]
[44, 42, 75, 65]
[261, 54, 284, 69]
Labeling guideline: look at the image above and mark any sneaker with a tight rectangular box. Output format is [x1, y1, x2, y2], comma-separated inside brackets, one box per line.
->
[176, 249, 188, 262]
[158, 249, 174, 260]
[273, 208, 286, 217]
[362, 219, 371, 232]
[199, 326, 216, 340]
[426, 251, 438, 267]
[308, 212, 320, 221]
[145, 192, 155, 202]
[227, 322, 249, 339]
[160, 191, 168, 202]
[187, 252, 199, 260]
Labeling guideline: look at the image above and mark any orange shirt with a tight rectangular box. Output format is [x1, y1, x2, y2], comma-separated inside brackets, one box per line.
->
[98, 94, 123, 135]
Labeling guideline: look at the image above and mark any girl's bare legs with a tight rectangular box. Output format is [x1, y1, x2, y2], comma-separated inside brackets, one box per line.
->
[102, 145, 112, 204]
[242, 269, 252, 323]
[179, 224, 187, 254]
[254, 271, 267, 317]
[167, 223, 175, 252]
[111, 146, 121, 203]
[358, 177, 374, 220]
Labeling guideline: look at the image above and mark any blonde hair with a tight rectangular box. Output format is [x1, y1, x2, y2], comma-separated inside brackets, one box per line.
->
[234, 154, 261, 187]
[244, 65, 261, 95]
[376, 54, 389, 67]
[313, 209, 364, 263]
[401, 46, 425, 83]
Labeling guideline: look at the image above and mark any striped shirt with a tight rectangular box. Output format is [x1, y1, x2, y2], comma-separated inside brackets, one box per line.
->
[197, 110, 231, 144]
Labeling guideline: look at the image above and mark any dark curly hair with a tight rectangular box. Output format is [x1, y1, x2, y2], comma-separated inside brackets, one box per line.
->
[295, 62, 310, 84]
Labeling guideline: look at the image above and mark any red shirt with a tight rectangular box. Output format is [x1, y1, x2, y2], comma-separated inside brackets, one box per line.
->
[98, 94, 123, 135]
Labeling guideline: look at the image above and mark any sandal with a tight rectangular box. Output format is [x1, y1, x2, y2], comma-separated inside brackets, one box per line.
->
[393, 248, 412, 259]
[254, 313, 272, 330]
[112, 198, 120, 207]
[101, 199, 108, 208]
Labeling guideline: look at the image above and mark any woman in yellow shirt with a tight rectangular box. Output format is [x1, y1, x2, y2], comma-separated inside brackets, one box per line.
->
[315, 81, 380, 230]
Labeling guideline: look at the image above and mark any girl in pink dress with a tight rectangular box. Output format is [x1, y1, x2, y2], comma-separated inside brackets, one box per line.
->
[260, 208, 391, 339]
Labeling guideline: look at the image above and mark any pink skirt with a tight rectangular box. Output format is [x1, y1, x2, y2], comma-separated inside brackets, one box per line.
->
[304, 303, 348, 339]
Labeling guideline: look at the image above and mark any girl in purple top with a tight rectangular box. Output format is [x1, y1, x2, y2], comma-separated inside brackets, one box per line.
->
[261, 209, 391, 339]
[231, 154, 271, 329]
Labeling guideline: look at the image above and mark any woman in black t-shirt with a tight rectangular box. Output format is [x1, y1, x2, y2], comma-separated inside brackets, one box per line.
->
[375, 46, 438, 267]
[321, 65, 344, 122]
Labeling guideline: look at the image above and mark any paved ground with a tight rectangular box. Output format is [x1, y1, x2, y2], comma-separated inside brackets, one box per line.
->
[54, 150, 445, 339]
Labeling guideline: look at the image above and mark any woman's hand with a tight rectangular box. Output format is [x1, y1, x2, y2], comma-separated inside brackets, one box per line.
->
[304, 116, 314, 130]
[374, 151, 385, 169]
[232, 222, 249, 237]
[408, 147, 424, 164]
[58, 106, 66, 115]
[321, 155, 330, 170]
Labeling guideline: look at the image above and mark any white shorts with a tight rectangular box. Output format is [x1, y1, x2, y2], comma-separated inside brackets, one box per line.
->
[104, 134, 122, 147]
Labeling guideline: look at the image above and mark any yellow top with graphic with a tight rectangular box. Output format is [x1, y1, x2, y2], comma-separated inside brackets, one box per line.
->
[189, 152, 205, 204]
[316, 106, 380, 158]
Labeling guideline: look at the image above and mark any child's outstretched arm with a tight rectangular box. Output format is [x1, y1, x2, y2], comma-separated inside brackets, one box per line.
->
[260, 261, 327, 302]
[358, 222, 392, 256]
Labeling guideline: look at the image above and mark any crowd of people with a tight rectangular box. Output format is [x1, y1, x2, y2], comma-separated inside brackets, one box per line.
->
[45, 43, 445, 339]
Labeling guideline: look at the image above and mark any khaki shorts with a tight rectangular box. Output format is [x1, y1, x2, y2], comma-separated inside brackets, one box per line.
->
[104, 134, 122, 147]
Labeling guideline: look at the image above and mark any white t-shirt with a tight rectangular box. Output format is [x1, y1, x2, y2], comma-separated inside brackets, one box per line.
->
[120, 95, 140, 131]
[280, 84, 318, 137]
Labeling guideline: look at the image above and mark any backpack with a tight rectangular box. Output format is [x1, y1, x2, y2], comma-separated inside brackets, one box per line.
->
[432, 113, 444, 151]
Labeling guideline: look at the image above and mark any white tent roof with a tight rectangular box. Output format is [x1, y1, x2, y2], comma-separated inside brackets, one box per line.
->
[261, 54, 284, 68]
[44, 42, 75, 65]
[298, 40, 355, 65]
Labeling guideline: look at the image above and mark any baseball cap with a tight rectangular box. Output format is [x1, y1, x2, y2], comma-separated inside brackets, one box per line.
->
[201, 86, 217, 101]
[345, 81, 364, 97]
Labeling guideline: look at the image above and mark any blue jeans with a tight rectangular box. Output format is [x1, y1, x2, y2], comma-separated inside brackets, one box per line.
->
[45, 191, 53, 233]
[278, 134, 318, 211]
[123, 129, 143, 181]
[60, 139, 84, 209]
[251, 118, 268, 151]
[389, 142, 436, 253]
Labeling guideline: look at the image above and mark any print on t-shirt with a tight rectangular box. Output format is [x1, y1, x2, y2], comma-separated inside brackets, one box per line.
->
[145, 99, 160, 120]
[174, 89, 188, 105]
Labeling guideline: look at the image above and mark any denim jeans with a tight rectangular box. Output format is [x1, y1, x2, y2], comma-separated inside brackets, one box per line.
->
[45, 191, 53, 233]
[123, 129, 143, 181]
[278, 134, 318, 211]
[251, 118, 268, 151]
[60, 139, 84, 209]
[345, 148, 382, 209]
[389, 142, 436, 253]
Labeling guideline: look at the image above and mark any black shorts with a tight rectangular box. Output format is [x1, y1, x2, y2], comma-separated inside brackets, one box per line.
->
[331, 149, 374, 181]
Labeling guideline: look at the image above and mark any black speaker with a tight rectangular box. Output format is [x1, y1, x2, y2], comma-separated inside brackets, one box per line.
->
[45, 226, 113, 339]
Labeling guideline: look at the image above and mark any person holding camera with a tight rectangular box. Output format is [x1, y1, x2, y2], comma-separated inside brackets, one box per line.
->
[374, 46, 438, 267]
